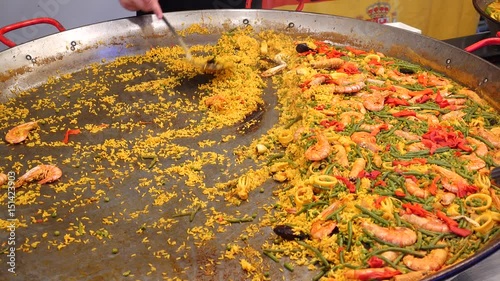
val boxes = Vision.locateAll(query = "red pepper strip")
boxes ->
[359,170,381,180]
[392,158,427,167]
[367,256,385,268]
[63,129,81,144]
[385,97,410,107]
[415,94,431,104]
[319,120,345,131]
[422,126,472,153]
[394,189,406,197]
[456,184,478,198]
[428,176,440,196]
[297,50,316,56]
[335,176,356,193]
[374,196,387,209]
[345,46,367,55]
[418,73,428,86]
[374,180,387,188]
[436,211,472,237]
[392,110,417,117]
[315,104,325,110]
[402,202,431,217]
[409,88,434,97]
[434,92,450,108]
[339,62,360,74]
[351,267,401,281]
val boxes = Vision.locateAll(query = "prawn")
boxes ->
[344,267,401,280]
[349,158,366,180]
[440,192,456,206]
[340,112,365,127]
[305,131,331,161]
[361,221,417,246]
[431,165,470,195]
[472,127,500,148]
[394,130,421,141]
[458,88,487,106]
[5,121,39,144]
[419,72,450,87]
[359,122,390,136]
[415,113,440,126]
[405,178,429,199]
[351,131,381,152]
[261,63,287,77]
[407,142,427,152]
[441,110,466,122]
[15,164,62,189]
[459,154,486,171]
[332,144,349,167]
[361,91,386,112]
[332,82,366,94]
[401,213,450,233]
[393,271,425,281]
[403,248,448,272]
[466,137,488,157]
[0,173,7,186]
[311,58,344,69]
[310,200,343,240]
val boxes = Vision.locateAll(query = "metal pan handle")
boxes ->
[0,17,66,48]
[464,31,500,52]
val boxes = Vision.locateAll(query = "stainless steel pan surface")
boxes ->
[0,10,499,281]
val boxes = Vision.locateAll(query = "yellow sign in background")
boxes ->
[264,0,479,40]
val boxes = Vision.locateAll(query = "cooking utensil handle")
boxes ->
[464,31,500,52]
[0,17,66,48]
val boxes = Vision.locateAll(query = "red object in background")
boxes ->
[261,0,330,10]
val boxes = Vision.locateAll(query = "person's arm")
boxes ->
[119,0,163,19]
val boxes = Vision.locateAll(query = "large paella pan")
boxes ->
[0,10,499,281]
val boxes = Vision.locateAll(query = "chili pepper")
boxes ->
[410,88,434,97]
[392,110,417,117]
[402,202,431,217]
[394,189,406,197]
[63,128,81,144]
[335,176,356,193]
[436,210,472,237]
[367,256,385,268]
[428,176,440,196]
[415,94,431,104]
[339,62,359,74]
[385,97,410,107]
[374,196,387,209]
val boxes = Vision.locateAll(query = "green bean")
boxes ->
[296,241,330,269]
[347,221,353,251]
[355,205,389,226]
[419,243,447,250]
[446,242,467,265]
[429,233,446,246]
[266,153,285,165]
[426,159,452,168]
[226,216,254,223]
[342,263,360,269]
[394,212,401,226]
[325,205,347,220]
[284,262,294,272]
[455,169,474,181]
[263,251,280,263]
[296,201,329,216]
[367,247,425,258]
[312,269,328,281]
[374,254,399,269]
[402,170,426,177]
[416,228,442,236]
[363,229,398,247]
[415,231,423,250]
[284,115,303,129]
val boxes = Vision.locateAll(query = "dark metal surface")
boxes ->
[0,10,499,281]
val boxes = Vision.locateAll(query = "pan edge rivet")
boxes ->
[71,41,77,46]
[25,55,32,61]
[243,19,250,25]
[288,22,295,28]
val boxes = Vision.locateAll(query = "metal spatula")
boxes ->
[492,167,500,183]
[162,17,222,72]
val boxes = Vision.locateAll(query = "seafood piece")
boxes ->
[440,192,456,206]
[431,165,470,195]
[309,75,327,86]
[0,173,7,186]
[405,178,429,199]
[344,267,401,280]
[415,113,439,126]
[340,112,365,127]
[403,248,448,272]
[362,221,417,246]
[14,165,62,189]
[459,154,486,171]
[351,131,381,152]
[332,82,366,94]
[305,131,331,161]
[273,225,308,240]
[458,88,487,106]
[380,251,399,262]
[261,63,287,77]
[5,121,39,144]
[310,220,337,240]
[361,91,386,112]
[466,137,488,157]
[311,58,344,69]
[393,271,425,281]
[332,144,349,167]
[204,94,226,111]
[310,200,344,240]
[349,158,366,180]
[359,122,390,136]
[441,110,466,122]
[407,142,427,152]
[472,127,500,148]
[401,213,450,233]
[394,130,421,141]
[419,72,450,87]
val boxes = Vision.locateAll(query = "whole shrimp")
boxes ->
[310,200,344,240]
[361,221,417,246]
[401,213,450,233]
[5,121,39,144]
[344,267,401,280]
[405,178,429,199]
[403,248,448,272]
[351,131,381,152]
[305,130,331,161]
[15,164,62,189]
[360,91,386,112]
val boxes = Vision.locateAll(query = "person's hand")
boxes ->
[119,0,163,19]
